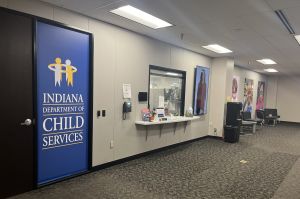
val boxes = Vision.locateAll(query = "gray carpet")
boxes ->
[11,124,300,199]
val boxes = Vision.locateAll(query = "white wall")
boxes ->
[208,63,267,136]
[0,0,7,7]
[209,58,234,137]
[3,0,271,167]
[266,76,278,109]
[266,75,300,123]
[1,0,214,166]
[233,66,267,117]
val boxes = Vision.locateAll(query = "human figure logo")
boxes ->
[48,57,78,86]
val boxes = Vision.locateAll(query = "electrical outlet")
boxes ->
[97,110,101,118]
[110,140,114,149]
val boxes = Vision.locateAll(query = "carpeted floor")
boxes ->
[11,124,300,199]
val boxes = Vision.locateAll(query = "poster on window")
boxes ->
[256,81,265,110]
[36,21,92,185]
[243,78,254,113]
[193,66,209,115]
[231,76,240,102]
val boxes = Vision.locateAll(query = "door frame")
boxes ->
[0,6,94,189]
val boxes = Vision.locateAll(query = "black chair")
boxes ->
[264,108,280,126]
[241,111,259,133]
[242,111,254,121]
[256,110,265,126]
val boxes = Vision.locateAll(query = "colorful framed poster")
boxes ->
[243,78,254,113]
[36,20,93,185]
[193,66,210,115]
[231,76,240,102]
[256,81,265,110]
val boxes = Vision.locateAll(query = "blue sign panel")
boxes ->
[36,21,90,184]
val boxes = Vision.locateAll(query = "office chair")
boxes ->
[264,108,280,126]
[256,110,265,126]
[241,111,259,133]
[242,111,253,121]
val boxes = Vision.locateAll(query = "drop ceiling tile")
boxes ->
[42,0,120,13]
[283,6,300,34]
[240,11,288,37]
[263,34,300,60]
[265,0,300,10]
[9,0,53,19]
[53,7,89,30]
[39,0,300,75]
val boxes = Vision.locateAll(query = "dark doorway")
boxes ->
[0,9,34,198]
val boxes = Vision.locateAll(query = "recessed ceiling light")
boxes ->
[256,59,277,65]
[110,5,173,29]
[202,44,232,54]
[264,68,278,73]
[294,35,300,45]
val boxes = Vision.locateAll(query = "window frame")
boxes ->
[148,65,186,116]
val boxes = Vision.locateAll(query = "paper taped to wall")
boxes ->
[123,84,132,99]
[159,96,164,107]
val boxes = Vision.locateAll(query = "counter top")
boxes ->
[135,116,201,126]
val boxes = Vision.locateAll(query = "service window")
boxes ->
[148,65,186,116]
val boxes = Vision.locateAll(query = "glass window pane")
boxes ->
[149,67,185,116]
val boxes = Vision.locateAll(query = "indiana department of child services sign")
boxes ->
[36,21,91,185]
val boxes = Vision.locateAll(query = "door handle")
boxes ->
[21,119,32,126]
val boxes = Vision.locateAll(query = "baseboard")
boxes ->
[280,121,300,126]
[206,135,223,140]
[92,135,211,172]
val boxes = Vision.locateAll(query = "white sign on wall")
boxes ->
[159,96,165,108]
[123,84,132,99]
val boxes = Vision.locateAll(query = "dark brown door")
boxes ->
[0,9,34,198]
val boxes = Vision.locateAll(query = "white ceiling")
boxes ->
[41,0,300,75]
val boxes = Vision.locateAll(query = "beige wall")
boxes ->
[209,58,234,137]
[1,0,214,166]
[91,21,212,164]
[267,76,300,123]
[266,76,278,109]
[233,66,267,117]
[208,62,267,136]
[0,0,7,7]
[277,76,300,122]
[2,0,271,168]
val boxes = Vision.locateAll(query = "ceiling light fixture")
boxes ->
[294,35,300,45]
[256,59,277,65]
[275,10,295,35]
[264,68,278,73]
[202,44,232,54]
[110,5,173,29]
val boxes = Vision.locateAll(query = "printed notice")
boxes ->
[123,83,132,99]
